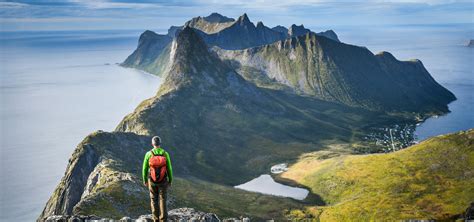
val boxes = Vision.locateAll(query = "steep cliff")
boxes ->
[122,30,172,76]
[215,32,455,113]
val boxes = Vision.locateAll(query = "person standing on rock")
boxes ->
[142,136,173,222]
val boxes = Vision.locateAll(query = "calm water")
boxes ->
[1,24,472,221]
[235,174,309,200]
[0,30,163,221]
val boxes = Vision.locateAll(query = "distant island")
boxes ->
[39,13,472,222]
[467,39,474,47]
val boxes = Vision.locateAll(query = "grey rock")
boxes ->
[45,215,69,222]
[467,39,474,47]
[466,202,474,220]
[168,208,220,222]
[316,29,340,42]
[39,143,100,220]
[119,216,132,222]
[288,24,310,37]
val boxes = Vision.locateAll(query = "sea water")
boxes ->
[0,30,163,221]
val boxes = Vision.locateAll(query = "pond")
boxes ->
[235,174,309,200]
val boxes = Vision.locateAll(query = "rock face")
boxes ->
[122,30,172,76]
[198,13,287,50]
[215,32,455,112]
[122,13,342,76]
[39,132,151,221]
[288,24,310,37]
[316,29,340,42]
[467,39,474,47]
[271,25,288,35]
[184,13,235,34]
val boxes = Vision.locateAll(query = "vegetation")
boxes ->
[215,32,455,113]
[280,129,474,221]
[41,15,462,221]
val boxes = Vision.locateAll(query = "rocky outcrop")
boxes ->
[198,13,287,50]
[184,13,235,34]
[43,208,248,222]
[316,29,340,42]
[288,24,310,37]
[467,39,474,47]
[39,132,151,221]
[39,140,100,219]
[271,25,288,36]
[121,30,172,76]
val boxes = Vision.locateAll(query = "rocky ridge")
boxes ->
[122,13,341,76]
[214,32,454,112]
[44,208,248,222]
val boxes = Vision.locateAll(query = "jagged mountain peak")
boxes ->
[237,13,252,26]
[139,30,159,41]
[256,21,265,28]
[203,12,235,23]
[317,29,340,42]
[376,51,397,60]
[170,26,212,69]
[160,27,239,95]
[272,25,289,34]
[288,24,310,37]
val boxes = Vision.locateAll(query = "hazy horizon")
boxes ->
[1,0,473,31]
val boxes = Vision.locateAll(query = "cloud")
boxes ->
[1,0,472,31]
[0,1,29,8]
[67,0,164,9]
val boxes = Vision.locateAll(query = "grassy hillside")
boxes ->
[280,129,474,221]
[216,32,455,113]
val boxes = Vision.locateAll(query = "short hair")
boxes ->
[152,136,161,146]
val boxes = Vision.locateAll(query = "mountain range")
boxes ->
[123,13,454,113]
[39,13,467,221]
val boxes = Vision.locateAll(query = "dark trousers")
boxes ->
[148,179,168,222]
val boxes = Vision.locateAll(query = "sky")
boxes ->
[0,0,473,31]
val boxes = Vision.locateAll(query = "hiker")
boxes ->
[142,136,173,222]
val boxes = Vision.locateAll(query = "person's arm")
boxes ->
[142,151,151,185]
[165,151,173,184]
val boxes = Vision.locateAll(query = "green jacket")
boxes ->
[142,147,173,184]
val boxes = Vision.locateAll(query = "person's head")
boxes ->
[152,136,161,148]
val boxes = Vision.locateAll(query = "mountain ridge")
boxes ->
[41,13,461,222]
[214,31,455,112]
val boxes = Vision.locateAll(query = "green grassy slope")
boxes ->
[216,32,455,113]
[280,129,474,221]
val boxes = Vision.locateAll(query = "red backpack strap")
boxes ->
[150,150,155,156]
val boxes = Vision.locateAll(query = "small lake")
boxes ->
[235,174,309,200]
